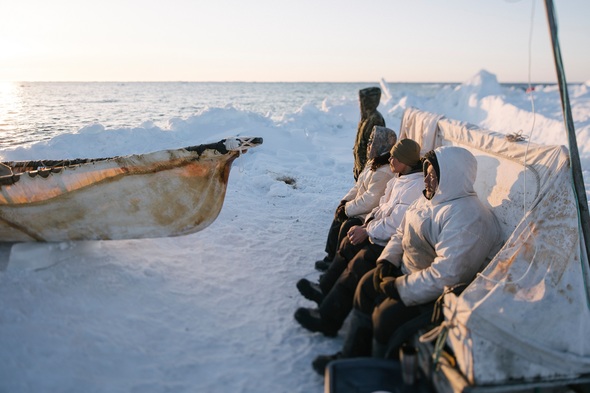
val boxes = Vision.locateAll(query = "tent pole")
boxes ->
[544,0,590,266]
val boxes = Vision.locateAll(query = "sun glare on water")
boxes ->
[0,81,19,103]
[0,81,17,107]
[0,81,21,136]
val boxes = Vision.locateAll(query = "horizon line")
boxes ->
[1,80,575,85]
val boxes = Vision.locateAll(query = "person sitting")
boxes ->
[311,146,503,375]
[315,126,398,272]
[295,139,424,338]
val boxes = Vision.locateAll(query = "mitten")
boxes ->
[379,276,402,301]
[373,262,386,292]
[336,205,348,222]
[373,261,402,291]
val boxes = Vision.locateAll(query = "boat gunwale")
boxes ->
[0,137,263,187]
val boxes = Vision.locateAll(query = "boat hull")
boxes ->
[0,137,262,241]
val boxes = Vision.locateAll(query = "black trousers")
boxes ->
[323,217,362,261]
[354,269,425,345]
[318,242,385,331]
[320,238,383,295]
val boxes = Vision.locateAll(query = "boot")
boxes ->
[314,259,331,272]
[294,308,338,337]
[295,284,352,337]
[296,278,324,305]
[312,352,342,376]
[311,309,373,376]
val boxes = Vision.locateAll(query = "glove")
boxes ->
[373,262,386,292]
[335,204,348,222]
[373,261,402,292]
[379,276,402,301]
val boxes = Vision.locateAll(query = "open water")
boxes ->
[0,82,458,149]
[0,81,542,151]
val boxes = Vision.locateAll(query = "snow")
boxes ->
[1,70,590,393]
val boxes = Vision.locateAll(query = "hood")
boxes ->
[359,87,381,113]
[368,126,397,159]
[430,146,477,205]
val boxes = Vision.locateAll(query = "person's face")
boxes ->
[424,163,439,199]
[388,155,403,174]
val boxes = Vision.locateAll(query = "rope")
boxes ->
[223,136,261,152]
[417,285,464,368]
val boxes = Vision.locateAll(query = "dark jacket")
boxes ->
[353,87,385,180]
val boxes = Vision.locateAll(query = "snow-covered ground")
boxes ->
[1,71,589,392]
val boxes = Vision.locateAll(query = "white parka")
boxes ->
[379,146,503,306]
[364,172,424,246]
[342,165,394,221]
[342,126,397,221]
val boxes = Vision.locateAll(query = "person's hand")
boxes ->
[373,260,402,291]
[335,204,348,222]
[347,225,368,245]
[373,262,386,292]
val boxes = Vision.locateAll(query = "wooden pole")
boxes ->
[544,0,590,267]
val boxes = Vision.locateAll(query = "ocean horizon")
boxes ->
[1,80,565,151]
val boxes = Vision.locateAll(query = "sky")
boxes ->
[0,0,588,83]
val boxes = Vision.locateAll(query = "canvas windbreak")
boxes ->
[400,107,590,384]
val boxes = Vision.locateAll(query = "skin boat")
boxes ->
[0,136,262,242]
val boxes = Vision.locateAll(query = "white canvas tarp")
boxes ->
[400,107,590,385]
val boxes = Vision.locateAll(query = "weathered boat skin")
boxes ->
[0,137,262,242]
